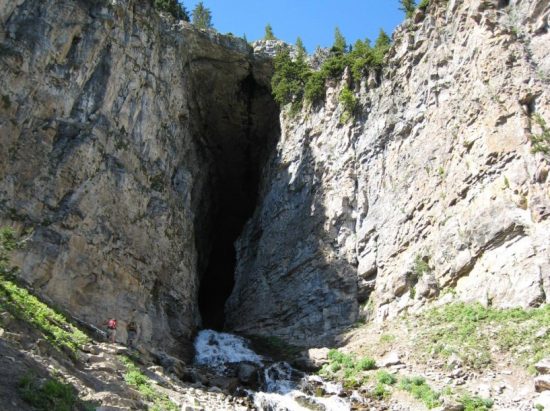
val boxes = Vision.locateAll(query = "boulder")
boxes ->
[535,358,550,375]
[535,375,550,392]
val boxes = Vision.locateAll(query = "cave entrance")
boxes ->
[194,72,280,330]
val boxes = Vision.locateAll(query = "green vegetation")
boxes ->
[120,356,179,411]
[339,86,358,123]
[332,27,347,53]
[295,37,306,59]
[399,376,441,409]
[379,333,396,344]
[371,382,391,399]
[414,303,550,371]
[418,0,430,11]
[271,28,391,110]
[0,228,89,355]
[400,0,417,18]
[411,254,430,281]
[191,1,213,30]
[264,24,276,40]
[154,0,189,21]
[459,393,494,411]
[530,114,550,154]
[18,373,89,411]
[376,370,397,385]
[319,349,376,388]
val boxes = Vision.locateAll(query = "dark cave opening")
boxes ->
[195,72,280,330]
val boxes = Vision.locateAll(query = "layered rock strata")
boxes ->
[227,0,550,344]
[0,0,278,358]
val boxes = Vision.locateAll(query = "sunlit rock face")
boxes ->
[226,0,550,344]
[0,0,278,359]
[1,0,549,356]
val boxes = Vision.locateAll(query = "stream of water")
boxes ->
[194,330,358,411]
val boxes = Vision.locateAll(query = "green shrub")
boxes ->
[371,383,390,399]
[411,254,430,282]
[399,376,441,408]
[460,394,494,411]
[418,0,430,10]
[400,0,417,18]
[339,86,357,122]
[154,0,189,21]
[377,370,397,385]
[531,114,550,154]
[120,356,179,410]
[320,349,376,384]
[356,357,376,371]
[18,374,78,411]
[304,71,326,103]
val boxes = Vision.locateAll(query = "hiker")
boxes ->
[103,318,117,343]
[126,319,138,349]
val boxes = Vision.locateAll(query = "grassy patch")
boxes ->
[376,370,397,385]
[120,356,178,411]
[399,376,441,409]
[413,303,550,371]
[459,393,494,411]
[379,333,396,344]
[0,274,90,354]
[319,349,376,388]
[18,373,92,411]
[0,227,89,355]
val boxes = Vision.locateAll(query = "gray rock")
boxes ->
[535,375,550,392]
[535,358,550,375]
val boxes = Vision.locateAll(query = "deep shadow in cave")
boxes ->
[195,72,280,330]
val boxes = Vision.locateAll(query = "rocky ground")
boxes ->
[2,294,549,410]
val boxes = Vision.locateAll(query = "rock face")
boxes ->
[0,0,278,358]
[227,0,550,344]
[1,0,549,354]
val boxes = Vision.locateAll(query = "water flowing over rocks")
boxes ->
[192,330,353,411]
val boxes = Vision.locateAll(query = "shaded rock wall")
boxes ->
[0,0,278,358]
[226,0,550,345]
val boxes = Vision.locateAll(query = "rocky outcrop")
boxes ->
[227,0,550,344]
[1,0,548,354]
[0,0,278,359]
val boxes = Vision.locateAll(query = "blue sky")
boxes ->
[183,1,407,52]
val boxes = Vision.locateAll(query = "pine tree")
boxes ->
[372,29,391,67]
[264,24,276,40]
[399,0,417,18]
[332,27,347,54]
[295,37,306,60]
[154,0,189,21]
[192,2,213,30]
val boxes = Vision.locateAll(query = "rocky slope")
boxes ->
[0,0,278,359]
[227,0,550,344]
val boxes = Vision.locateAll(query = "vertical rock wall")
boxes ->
[227,0,550,345]
[0,0,277,358]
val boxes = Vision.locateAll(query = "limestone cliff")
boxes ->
[0,0,278,358]
[1,0,549,355]
[227,0,550,344]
